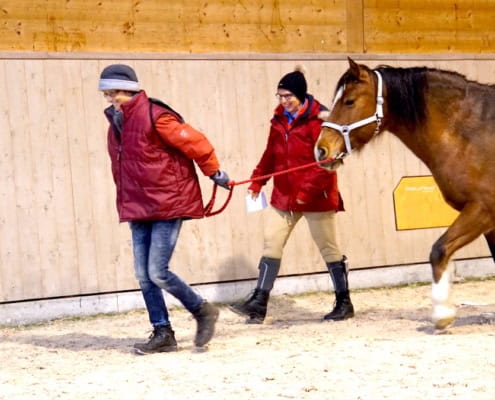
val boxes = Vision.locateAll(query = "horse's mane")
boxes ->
[374,65,429,129]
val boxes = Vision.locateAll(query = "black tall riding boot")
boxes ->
[323,291,354,321]
[229,288,270,324]
[228,257,280,324]
[324,256,355,321]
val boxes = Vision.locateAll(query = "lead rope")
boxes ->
[204,158,332,217]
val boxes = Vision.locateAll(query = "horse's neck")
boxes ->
[382,70,460,166]
[388,126,437,171]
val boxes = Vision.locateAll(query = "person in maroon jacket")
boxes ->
[229,66,354,323]
[99,64,230,354]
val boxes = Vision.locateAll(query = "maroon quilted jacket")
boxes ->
[105,91,219,222]
[248,95,344,212]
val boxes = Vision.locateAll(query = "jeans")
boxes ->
[130,219,204,327]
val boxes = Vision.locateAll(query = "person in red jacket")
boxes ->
[229,66,354,323]
[99,64,230,354]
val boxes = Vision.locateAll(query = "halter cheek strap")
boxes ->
[321,70,384,156]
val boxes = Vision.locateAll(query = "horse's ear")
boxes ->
[348,57,360,79]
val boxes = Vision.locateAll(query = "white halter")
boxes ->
[321,70,384,157]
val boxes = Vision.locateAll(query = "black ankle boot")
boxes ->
[192,301,220,348]
[133,324,178,354]
[323,291,355,321]
[229,288,270,324]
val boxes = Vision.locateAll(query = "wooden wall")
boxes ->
[1,1,495,303]
[1,1,495,54]
[0,54,492,303]
[364,1,495,53]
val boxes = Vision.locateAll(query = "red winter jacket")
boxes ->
[105,91,220,222]
[248,95,344,212]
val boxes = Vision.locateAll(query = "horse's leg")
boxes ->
[430,203,491,329]
[483,230,495,262]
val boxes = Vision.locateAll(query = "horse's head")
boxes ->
[315,57,385,170]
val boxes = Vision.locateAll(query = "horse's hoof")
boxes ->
[433,316,455,330]
[432,305,456,330]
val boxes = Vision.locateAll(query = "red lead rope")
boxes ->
[204,158,332,217]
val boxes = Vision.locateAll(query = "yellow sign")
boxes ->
[393,176,459,230]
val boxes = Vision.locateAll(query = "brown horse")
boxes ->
[315,57,495,329]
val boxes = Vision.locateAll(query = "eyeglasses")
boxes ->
[103,90,119,98]
[275,93,294,101]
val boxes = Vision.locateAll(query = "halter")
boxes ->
[321,70,384,158]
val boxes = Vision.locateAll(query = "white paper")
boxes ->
[245,192,267,212]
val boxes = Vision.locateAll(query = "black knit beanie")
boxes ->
[98,64,140,92]
[277,68,307,103]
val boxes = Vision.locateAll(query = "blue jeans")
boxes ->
[129,219,204,327]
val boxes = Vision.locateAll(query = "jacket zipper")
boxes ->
[274,117,294,211]
[118,143,123,215]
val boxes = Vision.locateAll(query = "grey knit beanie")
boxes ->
[98,64,140,92]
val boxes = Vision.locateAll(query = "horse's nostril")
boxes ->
[317,147,326,161]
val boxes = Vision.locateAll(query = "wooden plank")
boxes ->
[206,60,248,281]
[347,0,365,52]
[42,59,80,297]
[226,60,275,279]
[235,60,276,276]
[0,61,21,301]
[23,60,60,299]
[62,60,100,294]
[0,0,348,53]
[4,60,43,301]
[365,1,495,53]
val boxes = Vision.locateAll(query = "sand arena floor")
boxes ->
[1,278,495,400]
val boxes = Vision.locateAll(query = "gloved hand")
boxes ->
[210,170,231,190]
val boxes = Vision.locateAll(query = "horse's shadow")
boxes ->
[253,301,495,334]
[0,332,140,353]
[417,311,495,334]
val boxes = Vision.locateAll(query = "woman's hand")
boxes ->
[248,190,259,200]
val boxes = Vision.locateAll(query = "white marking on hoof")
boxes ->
[431,272,450,304]
[431,268,455,329]
[432,305,456,330]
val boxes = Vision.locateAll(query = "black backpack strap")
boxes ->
[148,97,185,132]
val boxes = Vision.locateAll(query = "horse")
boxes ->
[314,57,495,330]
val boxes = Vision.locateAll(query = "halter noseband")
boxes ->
[321,70,384,158]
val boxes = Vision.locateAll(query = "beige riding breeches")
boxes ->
[262,206,342,263]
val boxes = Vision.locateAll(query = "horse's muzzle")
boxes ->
[315,147,343,170]
[322,159,343,171]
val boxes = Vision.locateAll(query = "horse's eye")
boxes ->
[344,98,355,106]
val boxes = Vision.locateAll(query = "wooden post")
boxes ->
[346,0,365,53]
